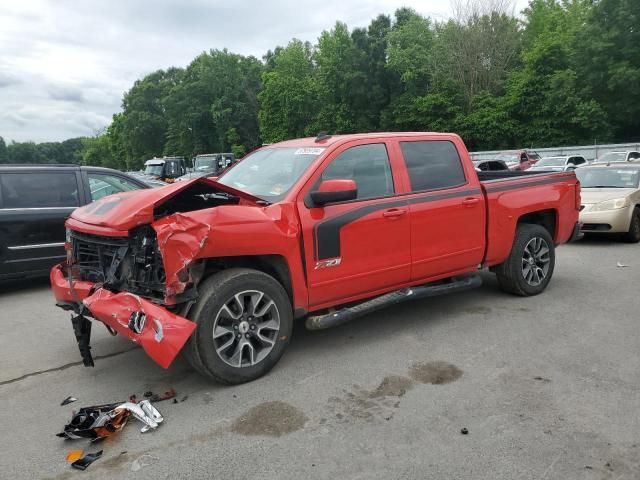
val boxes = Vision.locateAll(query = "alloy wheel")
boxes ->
[521,237,551,286]
[212,290,280,368]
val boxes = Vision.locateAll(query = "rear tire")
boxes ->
[183,268,293,385]
[622,208,640,243]
[494,224,555,296]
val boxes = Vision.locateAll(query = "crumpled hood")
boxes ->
[70,177,263,231]
[580,188,636,204]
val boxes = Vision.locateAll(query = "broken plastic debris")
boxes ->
[57,402,128,440]
[57,400,163,439]
[616,262,629,268]
[115,400,164,433]
[65,449,84,462]
[71,450,103,470]
[60,396,77,406]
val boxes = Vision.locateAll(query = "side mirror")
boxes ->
[310,179,357,206]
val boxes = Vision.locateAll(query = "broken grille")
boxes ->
[71,232,128,284]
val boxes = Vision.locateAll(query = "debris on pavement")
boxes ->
[60,396,77,406]
[71,450,103,470]
[57,399,164,440]
[133,388,177,403]
[460,427,469,435]
[57,402,129,440]
[115,400,164,433]
[149,388,177,403]
[65,449,84,462]
[131,454,159,472]
[616,262,629,268]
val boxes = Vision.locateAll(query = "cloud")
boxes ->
[0,0,528,142]
[47,83,85,103]
[0,72,21,88]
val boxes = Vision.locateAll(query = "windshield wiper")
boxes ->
[587,185,624,188]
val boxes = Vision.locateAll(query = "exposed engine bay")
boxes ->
[70,226,168,301]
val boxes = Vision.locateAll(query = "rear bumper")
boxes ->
[50,263,196,368]
[568,222,584,242]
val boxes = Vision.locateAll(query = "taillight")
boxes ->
[574,180,581,211]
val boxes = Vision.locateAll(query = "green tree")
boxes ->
[575,0,640,140]
[163,50,262,157]
[82,134,124,169]
[258,40,319,142]
[505,1,610,146]
[115,67,184,168]
[7,141,46,163]
[311,22,369,133]
[0,136,8,163]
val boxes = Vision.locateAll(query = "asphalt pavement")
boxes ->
[0,238,639,479]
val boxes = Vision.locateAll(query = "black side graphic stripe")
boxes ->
[483,175,574,193]
[313,188,481,260]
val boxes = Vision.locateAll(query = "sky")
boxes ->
[0,0,528,143]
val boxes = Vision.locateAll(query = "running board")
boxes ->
[305,275,482,330]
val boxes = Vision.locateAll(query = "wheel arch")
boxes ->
[200,255,293,304]
[517,209,557,241]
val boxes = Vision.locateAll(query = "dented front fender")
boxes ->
[152,213,211,300]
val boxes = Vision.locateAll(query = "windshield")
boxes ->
[576,168,640,188]
[596,152,627,163]
[217,147,323,201]
[536,157,566,167]
[165,160,182,176]
[144,164,163,176]
[194,158,218,172]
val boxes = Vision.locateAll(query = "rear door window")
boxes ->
[399,141,466,192]
[88,173,142,201]
[0,172,79,208]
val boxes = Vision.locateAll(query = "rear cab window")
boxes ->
[0,172,80,209]
[399,140,467,192]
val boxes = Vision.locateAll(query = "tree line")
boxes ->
[1,0,638,170]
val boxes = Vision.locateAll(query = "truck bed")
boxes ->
[476,169,579,267]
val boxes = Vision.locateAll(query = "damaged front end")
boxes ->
[51,178,260,369]
[52,225,198,368]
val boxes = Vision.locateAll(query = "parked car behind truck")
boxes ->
[51,132,580,384]
[0,165,149,280]
[576,163,640,242]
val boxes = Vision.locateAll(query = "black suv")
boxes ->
[0,165,150,280]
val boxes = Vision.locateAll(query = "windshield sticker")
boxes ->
[295,148,325,155]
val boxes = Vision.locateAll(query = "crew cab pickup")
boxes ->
[51,133,581,384]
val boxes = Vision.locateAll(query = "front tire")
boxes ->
[183,268,293,384]
[622,208,640,243]
[494,224,555,296]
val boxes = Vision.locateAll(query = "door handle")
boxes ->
[383,208,407,218]
[462,197,480,207]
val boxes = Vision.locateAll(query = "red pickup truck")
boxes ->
[51,133,580,384]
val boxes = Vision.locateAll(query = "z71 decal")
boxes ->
[315,258,342,270]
